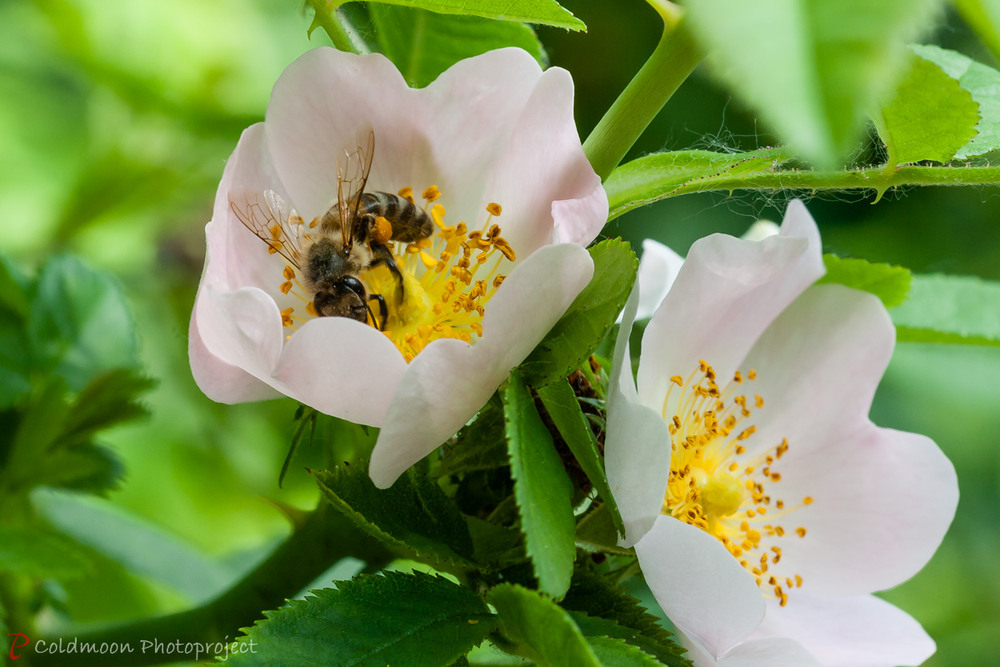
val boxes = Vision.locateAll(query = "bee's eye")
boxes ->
[340,275,366,300]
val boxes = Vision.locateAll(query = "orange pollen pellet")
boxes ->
[373,216,393,244]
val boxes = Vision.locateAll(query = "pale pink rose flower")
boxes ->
[190,47,607,488]
[632,220,779,321]
[606,200,957,666]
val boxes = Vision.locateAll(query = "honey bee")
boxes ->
[228,132,433,330]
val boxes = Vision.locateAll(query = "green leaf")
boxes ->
[61,369,154,446]
[574,504,631,556]
[371,5,546,88]
[911,44,1000,159]
[890,274,1000,346]
[503,371,575,599]
[34,444,125,494]
[230,571,497,667]
[314,463,476,568]
[587,636,663,667]
[35,490,231,602]
[2,378,73,495]
[816,255,912,308]
[0,253,30,318]
[562,569,689,667]
[875,53,979,165]
[0,255,33,407]
[520,240,637,387]
[465,514,523,567]
[0,323,31,408]
[535,379,623,535]
[3,369,152,495]
[28,254,138,391]
[487,583,600,667]
[436,398,509,478]
[0,525,94,580]
[571,612,690,667]
[357,0,584,31]
[605,148,794,221]
[685,0,945,165]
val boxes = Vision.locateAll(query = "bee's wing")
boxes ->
[337,130,375,248]
[228,189,307,269]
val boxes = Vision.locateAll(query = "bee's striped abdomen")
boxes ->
[359,192,433,243]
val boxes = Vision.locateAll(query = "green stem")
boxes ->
[306,0,368,54]
[608,164,1000,220]
[29,503,393,667]
[583,1,703,182]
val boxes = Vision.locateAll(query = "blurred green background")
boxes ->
[1,0,997,664]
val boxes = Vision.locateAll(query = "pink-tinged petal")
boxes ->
[264,48,415,219]
[681,633,820,667]
[754,593,936,667]
[636,239,684,320]
[606,282,672,545]
[738,286,958,593]
[273,317,408,426]
[763,424,957,595]
[604,283,670,546]
[188,301,281,404]
[417,48,547,217]
[369,243,594,488]
[740,284,896,458]
[479,243,594,371]
[552,180,608,247]
[484,65,605,255]
[605,388,672,546]
[208,124,292,293]
[195,283,285,379]
[369,338,481,489]
[636,516,765,658]
[637,200,824,409]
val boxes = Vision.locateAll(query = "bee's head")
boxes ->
[313,276,368,322]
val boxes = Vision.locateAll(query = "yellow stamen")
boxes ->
[422,185,441,202]
[263,184,513,363]
[661,361,809,605]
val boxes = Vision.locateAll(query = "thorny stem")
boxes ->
[607,163,1000,220]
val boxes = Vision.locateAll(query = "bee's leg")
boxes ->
[366,294,388,331]
[370,243,405,304]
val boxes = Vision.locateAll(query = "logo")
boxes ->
[8,633,30,661]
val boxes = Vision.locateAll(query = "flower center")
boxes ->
[276,185,515,363]
[662,361,813,607]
